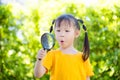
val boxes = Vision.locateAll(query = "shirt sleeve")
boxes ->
[84,58,94,76]
[41,50,54,71]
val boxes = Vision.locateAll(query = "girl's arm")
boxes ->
[34,49,47,78]
[87,77,90,80]
[34,60,47,78]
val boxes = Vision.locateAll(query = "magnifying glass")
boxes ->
[41,33,55,51]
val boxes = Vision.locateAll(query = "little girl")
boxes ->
[34,14,94,80]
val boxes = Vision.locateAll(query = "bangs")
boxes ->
[54,14,80,30]
[55,15,74,28]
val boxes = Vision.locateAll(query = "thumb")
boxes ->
[42,49,47,54]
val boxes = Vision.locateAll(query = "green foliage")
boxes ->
[0,1,120,80]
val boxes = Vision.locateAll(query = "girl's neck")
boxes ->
[59,46,78,54]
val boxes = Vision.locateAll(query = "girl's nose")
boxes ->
[60,35,64,37]
[60,32,64,37]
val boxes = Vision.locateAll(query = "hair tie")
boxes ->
[77,19,84,24]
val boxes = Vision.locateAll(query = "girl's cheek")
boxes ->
[55,34,58,40]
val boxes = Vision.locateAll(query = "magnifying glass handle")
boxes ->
[43,48,48,52]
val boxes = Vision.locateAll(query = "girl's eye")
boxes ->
[57,30,60,32]
[65,30,70,32]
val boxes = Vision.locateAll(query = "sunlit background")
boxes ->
[0,0,120,80]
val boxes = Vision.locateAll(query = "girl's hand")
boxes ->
[34,49,47,78]
[36,49,47,60]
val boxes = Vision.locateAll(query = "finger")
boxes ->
[37,54,45,60]
[36,49,43,58]
[36,49,46,59]
[41,49,47,53]
[38,49,45,55]
[36,54,43,59]
[41,50,47,55]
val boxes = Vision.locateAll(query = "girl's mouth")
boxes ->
[60,40,64,43]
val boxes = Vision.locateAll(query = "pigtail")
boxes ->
[77,19,90,61]
[50,19,55,33]
[82,24,90,61]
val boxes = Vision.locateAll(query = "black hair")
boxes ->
[50,14,90,61]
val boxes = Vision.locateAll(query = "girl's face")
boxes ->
[54,20,79,49]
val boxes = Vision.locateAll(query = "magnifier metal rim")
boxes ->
[41,33,55,50]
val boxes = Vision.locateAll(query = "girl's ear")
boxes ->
[75,30,80,38]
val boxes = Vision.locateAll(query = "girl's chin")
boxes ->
[59,46,68,49]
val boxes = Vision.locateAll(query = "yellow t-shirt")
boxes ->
[42,50,94,80]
